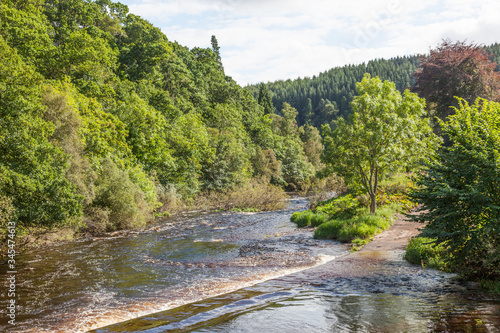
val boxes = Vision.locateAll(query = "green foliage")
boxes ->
[411,98,500,279]
[247,56,420,125]
[313,207,395,242]
[257,83,274,115]
[313,220,344,239]
[290,210,315,228]
[92,157,154,231]
[291,210,327,228]
[404,237,448,271]
[310,213,328,227]
[315,193,359,218]
[0,36,83,229]
[323,74,439,213]
[248,43,500,128]
[479,280,500,294]
[0,0,317,235]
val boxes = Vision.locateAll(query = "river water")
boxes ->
[1,198,500,332]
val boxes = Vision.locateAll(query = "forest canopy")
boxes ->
[0,0,321,235]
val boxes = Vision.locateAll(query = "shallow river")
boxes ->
[1,198,499,332]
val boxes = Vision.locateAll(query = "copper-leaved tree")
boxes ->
[413,40,500,126]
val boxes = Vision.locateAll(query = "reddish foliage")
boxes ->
[413,40,500,120]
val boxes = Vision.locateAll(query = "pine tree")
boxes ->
[258,83,274,114]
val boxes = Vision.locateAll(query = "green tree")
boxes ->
[323,74,438,213]
[210,35,223,73]
[0,36,83,228]
[257,83,274,115]
[411,98,500,279]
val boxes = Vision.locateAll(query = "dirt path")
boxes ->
[361,211,423,251]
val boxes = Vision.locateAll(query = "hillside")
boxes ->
[0,0,322,237]
[248,43,500,127]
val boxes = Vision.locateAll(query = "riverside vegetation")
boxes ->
[0,0,325,250]
[0,1,499,290]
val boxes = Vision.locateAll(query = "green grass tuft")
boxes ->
[404,237,449,271]
[290,210,315,227]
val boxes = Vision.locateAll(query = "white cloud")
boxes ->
[120,0,500,85]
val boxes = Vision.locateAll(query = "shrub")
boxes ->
[315,193,359,218]
[314,208,395,242]
[314,220,344,239]
[291,210,315,227]
[310,213,327,227]
[404,237,448,271]
[156,183,183,214]
[196,179,288,212]
[92,158,154,231]
[338,222,378,243]
[411,98,500,279]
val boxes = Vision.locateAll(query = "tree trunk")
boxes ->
[370,192,376,214]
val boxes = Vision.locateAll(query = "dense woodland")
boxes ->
[248,43,500,128]
[0,0,323,236]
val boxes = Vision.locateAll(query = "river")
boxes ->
[1,197,499,332]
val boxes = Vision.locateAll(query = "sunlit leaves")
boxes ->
[412,98,500,279]
[323,74,439,213]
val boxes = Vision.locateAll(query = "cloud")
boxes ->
[120,0,500,85]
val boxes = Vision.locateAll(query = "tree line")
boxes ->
[248,43,500,128]
[0,0,322,237]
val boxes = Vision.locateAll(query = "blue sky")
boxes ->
[118,0,500,85]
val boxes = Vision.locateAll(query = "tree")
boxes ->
[257,83,274,114]
[210,35,223,73]
[0,36,83,228]
[413,40,500,125]
[411,98,500,279]
[323,74,438,213]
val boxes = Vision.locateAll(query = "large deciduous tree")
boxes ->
[323,74,438,213]
[413,40,500,124]
[411,98,500,279]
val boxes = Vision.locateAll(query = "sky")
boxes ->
[118,0,500,86]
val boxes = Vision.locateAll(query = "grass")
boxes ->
[404,237,449,271]
[313,206,397,243]
[404,238,500,294]
[479,280,500,294]
[291,210,329,228]
[290,173,415,248]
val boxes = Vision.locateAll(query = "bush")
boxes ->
[314,208,395,242]
[404,237,448,271]
[291,210,315,227]
[91,158,154,231]
[196,179,288,212]
[315,193,359,218]
[338,222,378,243]
[314,220,344,239]
[411,98,500,279]
[310,213,327,227]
